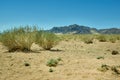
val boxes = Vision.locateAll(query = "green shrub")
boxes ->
[0,26,37,52]
[46,58,62,67]
[46,58,59,67]
[36,31,59,50]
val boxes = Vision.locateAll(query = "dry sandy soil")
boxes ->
[0,39,120,80]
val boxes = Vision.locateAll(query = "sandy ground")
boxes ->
[0,39,120,80]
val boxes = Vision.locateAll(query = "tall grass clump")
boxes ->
[36,30,59,50]
[0,26,37,52]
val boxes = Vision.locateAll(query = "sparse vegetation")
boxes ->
[46,58,62,67]
[46,58,58,67]
[24,62,30,66]
[97,56,104,59]
[111,66,120,74]
[97,64,110,72]
[0,32,120,80]
[49,68,54,72]
[57,57,62,61]
[98,64,120,75]
[96,35,107,42]
[111,50,119,55]
[81,35,94,44]
[95,34,120,43]
[59,34,120,44]
[109,37,116,43]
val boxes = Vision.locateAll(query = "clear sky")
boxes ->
[0,0,120,32]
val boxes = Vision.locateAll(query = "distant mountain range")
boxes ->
[48,24,120,34]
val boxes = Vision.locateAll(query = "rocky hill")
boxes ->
[99,28,120,34]
[48,24,120,34]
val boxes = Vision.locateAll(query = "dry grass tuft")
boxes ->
[0,26,37,52]
[36,31,60,50]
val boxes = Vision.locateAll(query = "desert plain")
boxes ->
[0,36,120,80]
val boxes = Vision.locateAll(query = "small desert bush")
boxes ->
[24,62,30,66]
[46,58,62,67]
[36,31,59,50]
[49,68,54,72]
[57,57,62,61]
[97,56,104,59]
[46,58,59,67]
[81,34,94,44]
[98,64,120,75]
[97,64,110,72]
[111,66,120,74]
[0,26,37,52]
[96,35,108,42]
[111,50,119,55]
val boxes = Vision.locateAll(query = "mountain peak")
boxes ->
[49,24,120,34]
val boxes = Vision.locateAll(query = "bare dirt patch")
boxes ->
[0,40,120,80]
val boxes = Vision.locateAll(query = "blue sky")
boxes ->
[0,0,120,31]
